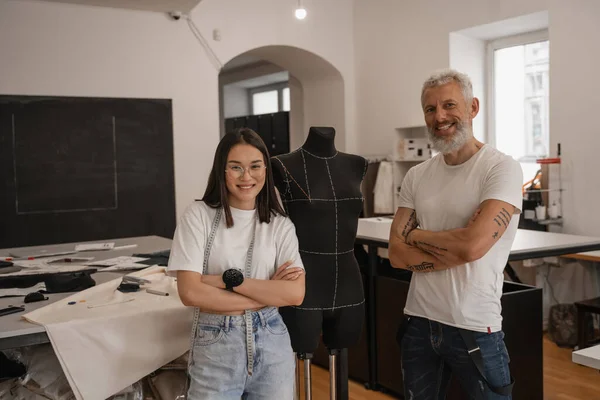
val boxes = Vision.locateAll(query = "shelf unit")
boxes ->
[392,125,432,209]
[524,153,564,227]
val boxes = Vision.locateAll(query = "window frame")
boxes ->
[248,82,290,115]
[486,29,549,153]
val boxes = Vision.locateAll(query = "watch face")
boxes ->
[223,269,244,287]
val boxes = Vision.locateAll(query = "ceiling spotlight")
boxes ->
[295,1,307,20]
[295,7,307,20]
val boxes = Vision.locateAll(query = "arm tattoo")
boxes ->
[412,241,447,258]
[421,249,445,258]
[401,211,418,239]
[494,212,508,227]
[406,262,435,272]
[415,241,448,252]
[494,218,502,226]
[500,207,511,220]
[493,231,499,239]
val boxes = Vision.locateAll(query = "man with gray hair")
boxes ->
[388,69,523,399]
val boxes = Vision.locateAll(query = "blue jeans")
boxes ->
[188,307,295,399]
[401,316,512,400]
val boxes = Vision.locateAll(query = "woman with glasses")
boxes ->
[167,128,305,399]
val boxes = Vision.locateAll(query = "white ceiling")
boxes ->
[457,11,548,41]
[31,0,201,13]
[227,71,290,89]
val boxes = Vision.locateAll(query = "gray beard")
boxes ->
[426,121,472,154]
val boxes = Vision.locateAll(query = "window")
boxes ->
[282,87,290,111]
[488,30,549,183]
[249,83,290,115]
[252,90,278,115]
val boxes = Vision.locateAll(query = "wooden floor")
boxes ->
[303,335,600,400]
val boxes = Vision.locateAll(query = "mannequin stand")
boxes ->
[295,350,348,400]
[330,348,349,400]
[329,350,337,399]
[296,352,313,400]
[295,356,301,400]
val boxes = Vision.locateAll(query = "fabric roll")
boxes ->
[373,160,394,214]
[22,266,193,400]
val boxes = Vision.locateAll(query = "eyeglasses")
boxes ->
[225,164,267,179]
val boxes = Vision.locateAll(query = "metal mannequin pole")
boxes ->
[294,355,301,400]
[296,353,313,400]
[304,357,312,400]
[329,351,337,399]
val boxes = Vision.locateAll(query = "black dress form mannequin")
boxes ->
[271,127,367,399]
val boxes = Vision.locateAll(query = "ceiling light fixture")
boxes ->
[295,0,307,20]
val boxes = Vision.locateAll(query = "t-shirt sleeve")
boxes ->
[480,156,524,213]
[274,217,304,271]
[167,204,206,277]
[396,167,416,210]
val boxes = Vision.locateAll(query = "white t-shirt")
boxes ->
[167,201,304,279]
[397,145,523,333]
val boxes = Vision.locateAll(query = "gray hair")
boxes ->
[421,69,473,106]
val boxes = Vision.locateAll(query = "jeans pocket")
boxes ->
[194,324,225,346]
[476,331,511,365]
[265,313,289,335]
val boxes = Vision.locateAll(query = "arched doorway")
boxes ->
[219,45,346,153]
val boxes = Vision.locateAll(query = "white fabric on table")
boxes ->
[22,266,193,400]
[373,161,394,214]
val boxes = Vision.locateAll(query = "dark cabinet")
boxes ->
[375,275,409,394]
[224,111,289,156]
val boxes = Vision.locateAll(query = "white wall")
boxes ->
[449,33,486,142]
[301,77,346,150]
[548,0,600,236]
[0,0,356,220]
[222,84,248,118]
[288,75,305,151]
[354,0,600,237]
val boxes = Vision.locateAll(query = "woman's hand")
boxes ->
[271,261,304,281]
[232,261,305,307]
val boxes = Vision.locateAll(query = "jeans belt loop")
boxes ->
[223,315,231,333]
[258,308,267,328]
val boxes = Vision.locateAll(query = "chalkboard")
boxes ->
[0,95,176,248]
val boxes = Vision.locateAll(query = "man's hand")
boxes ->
[271,261,304,281]
[389,207,454,272]
[396,209,419,243]
[408,199,517,264]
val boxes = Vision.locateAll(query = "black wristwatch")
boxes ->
[222,269,244,291]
